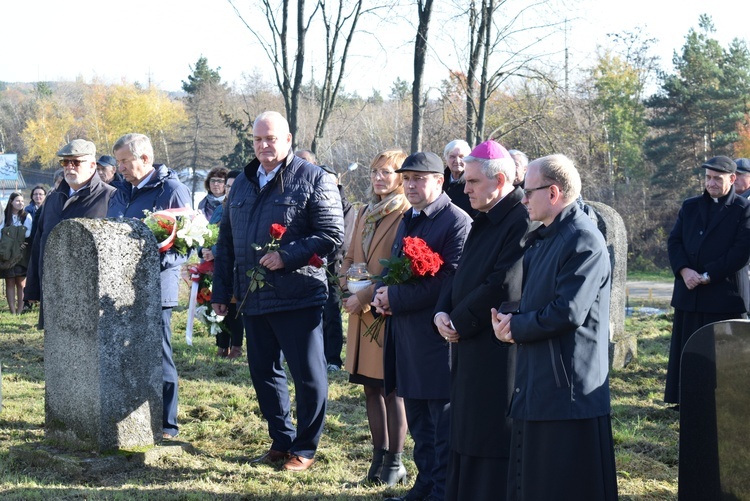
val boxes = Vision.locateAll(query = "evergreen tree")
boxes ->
[645,15,750,196]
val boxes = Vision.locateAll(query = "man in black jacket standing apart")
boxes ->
[664,155,750,406]
[434,140,532,501]
[212,111,344,472]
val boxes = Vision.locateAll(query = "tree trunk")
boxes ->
[411,0,434,153]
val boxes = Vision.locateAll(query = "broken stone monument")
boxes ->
[585,201,633,369]
[43,218,163,451]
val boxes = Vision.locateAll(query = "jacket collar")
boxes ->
[484,186,524,225]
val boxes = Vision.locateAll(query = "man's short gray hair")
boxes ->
[113,133,154,162]
[529,154,581,202]
[464,155,516,184]
[508,149,529,168]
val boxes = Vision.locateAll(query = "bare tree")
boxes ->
[411,0,435,152]
[228,0,319,145]
[311,0,367,154]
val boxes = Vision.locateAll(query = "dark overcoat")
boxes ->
[26,174,115,302]
[509,202,612,421]
[668,187,750,314]
[435,186,531,457]
[382,192,472,399]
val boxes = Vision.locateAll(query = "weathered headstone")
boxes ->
[679,320,750,500]
[43,218,163,451]
[585,201,633,369]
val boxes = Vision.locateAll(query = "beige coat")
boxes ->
[340,198,410,379]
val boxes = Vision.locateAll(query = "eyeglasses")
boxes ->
[59,158,87,167]
[209,178,226,185]
[370,169,397,178]
[522,184,554,197]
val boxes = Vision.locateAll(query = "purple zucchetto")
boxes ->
[466,140,511,161]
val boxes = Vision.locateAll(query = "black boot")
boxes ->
[367,447,387,482]
[380,451,407,486]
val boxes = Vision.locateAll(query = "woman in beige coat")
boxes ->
[341,149,410,486]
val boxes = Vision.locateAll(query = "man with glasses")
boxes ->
[25,139,116,328]
[375,151,472,501]
[212,111,344,472]
[108,133,191,440]
[492,154,618,501]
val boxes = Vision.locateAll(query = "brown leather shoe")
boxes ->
[282,454,315,471]
[217,347,228,357]
[250,449,289,465]
[227,346,243,359]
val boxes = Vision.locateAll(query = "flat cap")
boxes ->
[97,155,117,168]
[735,158,750,174]
[701,155,736,174]
[396,151,444,174]
[57,139,96,157]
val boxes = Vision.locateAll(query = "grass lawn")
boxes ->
[0,290,679,499]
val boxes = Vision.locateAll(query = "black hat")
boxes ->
[97,155,117,169]
[396,151,444,174]
[735,158,750,174]
[701,156,736,174]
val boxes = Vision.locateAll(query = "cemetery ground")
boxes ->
[0,285,679,499]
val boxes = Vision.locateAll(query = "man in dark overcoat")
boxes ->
[492,154,618,501]
[434,140,532,501]
[374,151,472,501]
[665,155,750,405]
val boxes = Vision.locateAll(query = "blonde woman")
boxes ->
[341,149,410,485]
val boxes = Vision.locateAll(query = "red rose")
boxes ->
[308,253,325,268]
[270,223,287,240]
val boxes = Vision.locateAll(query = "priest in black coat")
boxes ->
[434,140,532,501]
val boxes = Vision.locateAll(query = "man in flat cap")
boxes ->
[96,155,123,185]
[434,140,533,501]
[375,151,472,501]
[25,139,116,328]
[665,155,750,407]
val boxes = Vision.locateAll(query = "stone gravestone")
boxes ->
[44,218,163,451]
[585,201,633,369]
[679,319,750,500]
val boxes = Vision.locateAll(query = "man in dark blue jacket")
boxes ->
[25,139,116,327]
[212,111,344,472]
[492,154,617,500]
[376,151,472,501]
[108,133,192,439]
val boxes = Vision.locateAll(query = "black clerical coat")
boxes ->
[435,186,532,457]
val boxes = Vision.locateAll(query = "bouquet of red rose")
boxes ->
[363,236,444,345]
[237,223,287,312]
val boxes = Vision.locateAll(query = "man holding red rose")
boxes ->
[373,151,472,501]
[212,111,344,472]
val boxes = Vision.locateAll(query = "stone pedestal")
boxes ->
[43,218,162,451]
[586,201,634,369]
